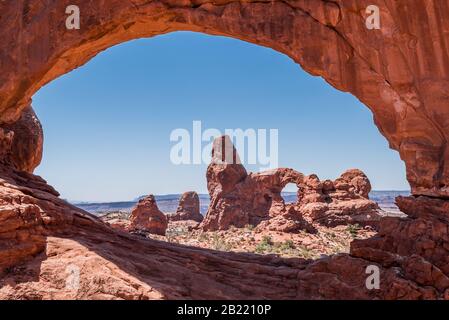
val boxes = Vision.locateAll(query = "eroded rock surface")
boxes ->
[167,191,203,223]
[0,106,42,173]
[0,0,448,300]
[299,169,383,227]
[201,136,382,231]
[129,195,168,236]
[0,163,448,299]
[0,0,448,198]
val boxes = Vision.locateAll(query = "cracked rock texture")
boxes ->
[0,0,448,300]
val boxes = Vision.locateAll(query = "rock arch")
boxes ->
[0,0,448,198]
[0,0,449,300]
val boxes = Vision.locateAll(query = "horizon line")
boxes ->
[69,189,411,204]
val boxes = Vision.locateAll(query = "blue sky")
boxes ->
[33,32,409,202]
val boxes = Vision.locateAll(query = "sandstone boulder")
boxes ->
[168,191,203,222]
[107,218,131,232]
[0,106,42,173]
[254,206,316,234]
[100,212,131,232]
[129,195,168,236]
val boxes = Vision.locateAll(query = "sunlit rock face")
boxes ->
[201,137,383,231]
[0,0,448,197]
[168,191,203,223]
[0,0,448,300]
[129,195,168,236]
[298,169,383,228]
[200,135,302,231]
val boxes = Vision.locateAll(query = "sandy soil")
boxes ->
[101,212,376,259]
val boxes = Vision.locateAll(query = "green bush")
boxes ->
[347,224,361,238]
[255,236,274,253]
[211,234,232,251]
[245,224,255,231]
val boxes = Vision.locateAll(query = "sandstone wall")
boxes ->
[0,0,448,197]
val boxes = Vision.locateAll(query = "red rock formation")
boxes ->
[168,191,203,223]
[201,136,306,230]
[107,219,130,232]
[0,0,448,300]
[1,165,445,299]
[299,169,383,227]
[0,106,42,173]
[202,136,381,231]
[350,196,449,299]
[129,195,168,236]
[1,159,448,299]
[0,0,448,198]
[255,206,315,234]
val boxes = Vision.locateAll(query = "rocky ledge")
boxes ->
[1,159,449,299]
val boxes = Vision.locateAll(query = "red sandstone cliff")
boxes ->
[1,0,449,198]
[0,0,448,300]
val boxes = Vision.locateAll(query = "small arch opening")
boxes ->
[281,183,299,205]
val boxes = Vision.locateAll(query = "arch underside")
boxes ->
[0,0,448,300]
[1,0,448,197]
